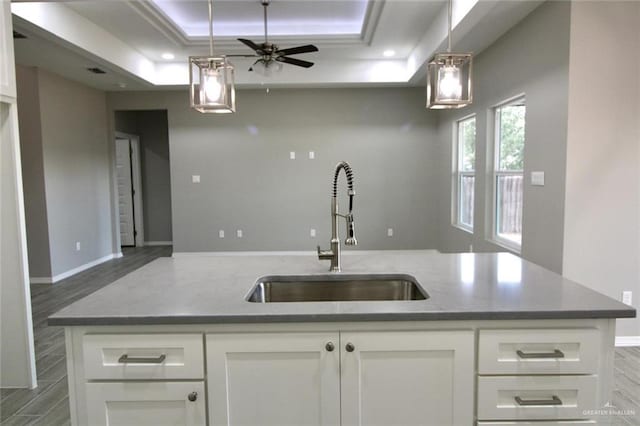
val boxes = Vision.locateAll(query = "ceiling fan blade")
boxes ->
[276,56,314,68]
[276,44,319,56]
[238,38,264,53]
[225,54,260,58]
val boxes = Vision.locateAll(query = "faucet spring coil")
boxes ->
[332,161,355,197]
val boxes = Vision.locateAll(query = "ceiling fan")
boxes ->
[233,0,319,73]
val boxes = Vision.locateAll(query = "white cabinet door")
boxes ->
[85,381,206,426]
[340,330,474,426]
[206,332,341,426]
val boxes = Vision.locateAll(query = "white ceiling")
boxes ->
[10,0,544,91]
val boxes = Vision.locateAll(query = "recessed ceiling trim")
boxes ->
[134,0,385,49]
[125,0,191,47]
[360,0,385,46]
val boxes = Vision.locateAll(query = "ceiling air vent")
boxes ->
[86,67,106,74]
[13,31,27,39]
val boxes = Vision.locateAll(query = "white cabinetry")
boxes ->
[340,330,474,426]
[477,329,602,423]
[207,330,473,426]
[79,333,205,426]
[64,320,614,426]
[85,381,206,426]
[207,332,341,426]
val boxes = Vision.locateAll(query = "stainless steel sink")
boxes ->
[246,274,428,303]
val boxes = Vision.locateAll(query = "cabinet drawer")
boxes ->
[478,329,599,374]
[83,334,204,380]
[477,376,597,420]
[85,381,206,426]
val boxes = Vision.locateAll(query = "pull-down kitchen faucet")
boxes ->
[317,161,357,272]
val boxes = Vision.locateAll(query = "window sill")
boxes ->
[452,224,474,235]
[488,236,521,254]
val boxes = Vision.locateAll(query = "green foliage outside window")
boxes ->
[498,104,525,171]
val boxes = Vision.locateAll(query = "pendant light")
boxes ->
[426,0,472,109]
[189,0,236,113]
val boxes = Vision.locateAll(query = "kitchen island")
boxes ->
[50,251,635,425]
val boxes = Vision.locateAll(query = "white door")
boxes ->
[206,332,341,426]
[85,381,206,426]
[115,138,135,246]
[340,330,475,426]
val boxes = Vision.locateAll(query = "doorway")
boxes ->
[115,132,144,247]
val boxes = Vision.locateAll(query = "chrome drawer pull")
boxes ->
[516,349,564,359]
[118,354,166,364]
[515,395,562,406]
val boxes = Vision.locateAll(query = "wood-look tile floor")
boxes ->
[1,246,171,425]
[1,244,638,425]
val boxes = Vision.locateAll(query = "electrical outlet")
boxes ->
[75,241,81,251]
[289,151,296,160]
[622,291,633,306]
[310,228,316,238]
[387,228,393,237]
[308,151,315,160]
[218,230,225,239]
[192,175,201,183]
[236,229,243,238]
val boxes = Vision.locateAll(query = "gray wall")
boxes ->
[435,1,570,273]
[108,88,440,252]
[114,110,172,243]
[16,65,51,277]
[563,1,640,337]
[15,67,115,278]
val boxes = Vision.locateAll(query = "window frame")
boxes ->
[490,95,526,252]
[452,114,476,233]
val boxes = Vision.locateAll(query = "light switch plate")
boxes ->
[218,230,225,239]
[310,228,316,238]
[236,229,243,238]
[531,171,545,186]
[309,151,315,160]
[289,151,296,160]
[192,175,201,183]
[387,228,394,237]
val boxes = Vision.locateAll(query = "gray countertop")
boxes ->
[48,251,636,326]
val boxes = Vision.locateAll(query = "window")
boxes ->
[493,97,525,249]
[454,115,476,231]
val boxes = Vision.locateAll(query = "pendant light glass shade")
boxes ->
[189,56,236,113]
[426,53,472,109]
[189,0,236,113]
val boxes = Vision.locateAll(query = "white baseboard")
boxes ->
[114,252,123,258]
[30,253,119,284]
[615,336,640,347]
[144,241,173,246]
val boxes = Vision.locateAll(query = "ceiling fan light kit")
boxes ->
[189,0,236,113]
[426,0,473,109]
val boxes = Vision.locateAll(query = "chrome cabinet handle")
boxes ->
[188,392,198,402]
[516,349,564,359]
[325,342,335,352]
[345,343,355,352]
[118,354,166,364]
[515,395,562,406]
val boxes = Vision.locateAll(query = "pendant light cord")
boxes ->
[263,1,269,44]
[208,0,214,56]
[447,0,452,53]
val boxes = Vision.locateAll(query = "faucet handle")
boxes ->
[317,245,334,260]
